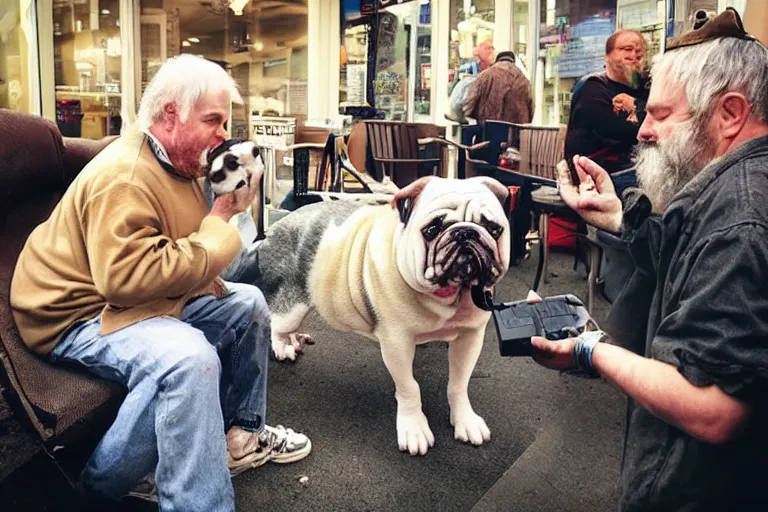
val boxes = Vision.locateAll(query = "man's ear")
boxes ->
[162,102,178,131]
[716,92,751,139]
[391,176,435,226]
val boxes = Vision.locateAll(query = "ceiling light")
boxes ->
[182,40,192,47]
[229,0,249,16]
[187,37,200,43]
[101,9,110,15]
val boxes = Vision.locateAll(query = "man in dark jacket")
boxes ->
[565,29,648,196]
[463,51,533,125]
[532,9,768,511]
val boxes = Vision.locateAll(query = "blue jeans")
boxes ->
[50,282,270,512]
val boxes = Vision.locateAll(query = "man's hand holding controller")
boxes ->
[527,291,606,378]
[557,155,623,234]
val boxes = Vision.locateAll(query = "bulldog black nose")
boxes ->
[453,229,479,242]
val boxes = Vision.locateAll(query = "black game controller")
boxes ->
[471,287,597,357]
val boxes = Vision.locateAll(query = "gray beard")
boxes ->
[633,118,714,213]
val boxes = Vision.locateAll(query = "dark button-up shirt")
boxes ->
[606,135,768,511]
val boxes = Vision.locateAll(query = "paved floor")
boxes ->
[0,250,626,512]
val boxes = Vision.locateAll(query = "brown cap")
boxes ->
[666,8,757,51]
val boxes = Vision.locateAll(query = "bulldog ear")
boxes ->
[474,177,511,211]
[397,197,413,225]
[391,176,435,226]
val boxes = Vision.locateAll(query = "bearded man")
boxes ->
[565,29,648,196]
[530,9,768,511]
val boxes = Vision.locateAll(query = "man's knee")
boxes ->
[169,333,221,382]
[226,282,270,326]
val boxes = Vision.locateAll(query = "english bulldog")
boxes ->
[206,140,263,196]
[247,176,511,455]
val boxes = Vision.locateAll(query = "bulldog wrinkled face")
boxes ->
[395,177,511,300]
[207,140,264,196]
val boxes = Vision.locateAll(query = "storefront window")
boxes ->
[512,0,530,78]
[139,0,308,137]
[535,0,664,127]
[448,0,494,97]
[617,0,664,63]
[53,0,122,139]
[536,0,616,126]
[0,0,36,113]
[339,0,432,121]
[339,2,370,109]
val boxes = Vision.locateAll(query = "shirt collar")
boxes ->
[142,128,189,180]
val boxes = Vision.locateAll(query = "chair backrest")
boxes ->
[482,121,564,180]
[363,120,444,188]
[518,125,563,179]
[0,110,123,443]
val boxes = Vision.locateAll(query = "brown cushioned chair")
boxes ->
[0,109,124,484]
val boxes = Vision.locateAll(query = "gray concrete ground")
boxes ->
[0,250,626,512]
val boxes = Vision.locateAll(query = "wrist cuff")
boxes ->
[573,330,607,378]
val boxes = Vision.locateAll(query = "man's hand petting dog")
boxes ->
[557,155,623,233]
[209,170,260,222]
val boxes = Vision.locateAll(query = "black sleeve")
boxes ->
[653,224,768,403]
[575,80,641,140]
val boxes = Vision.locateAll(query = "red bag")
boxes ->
[548,215,578,250]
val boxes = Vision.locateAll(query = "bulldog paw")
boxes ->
[396,412,435,456]
[289,333,314,350]
[271,340,298,361]
[452,411,491,446]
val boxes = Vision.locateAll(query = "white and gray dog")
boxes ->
[236,174,511,456]
[206,140,263,196]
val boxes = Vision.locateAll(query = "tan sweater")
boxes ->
[10,126,242,354]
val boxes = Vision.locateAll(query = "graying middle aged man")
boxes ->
[530,9,768,511]
[11,54,310,511]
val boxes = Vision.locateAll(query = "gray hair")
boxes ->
[137,54,242,131]
[651,37,768,123]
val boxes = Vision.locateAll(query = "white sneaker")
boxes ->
[227,424,312,476]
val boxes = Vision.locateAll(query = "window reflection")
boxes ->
[53,0,122,139]
[141,0,308,137]
[339,0,432,122]
[536,0,664,127]
[0,0,35,113]
[537,0,616,126]
[448,0,494,99]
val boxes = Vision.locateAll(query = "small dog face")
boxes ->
[207,140,264,196]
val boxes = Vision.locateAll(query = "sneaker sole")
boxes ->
[229,439,312,476]
[270,439,312,464]
[125,491,159,503]
[229,451,271,477]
